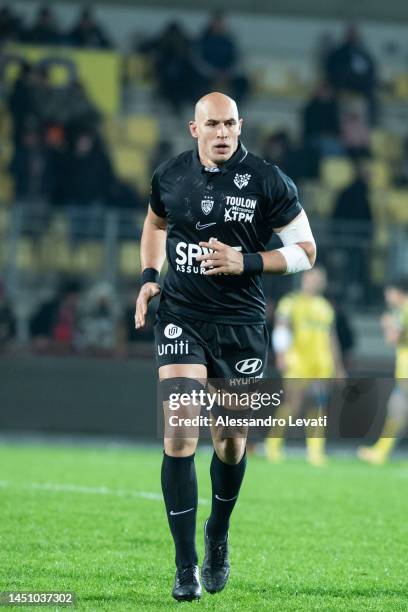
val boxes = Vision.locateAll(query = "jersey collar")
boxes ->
[193,141,248,175]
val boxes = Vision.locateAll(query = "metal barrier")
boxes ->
[0,204,407,310]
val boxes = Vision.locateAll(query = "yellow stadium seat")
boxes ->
[0,173,14,203]
[394,74,408,100]
[321,157,354,189]
[369,160,390,189]
[125,116,158,149]
[16,237,37,271]
[303,183,336,217]
[70,241,103,273]
[124,53,154,85]
[371,129,403,162]
[386,190,408,223]
[39,233,71,271]
[119,241,140,276]
[113,145,149,192]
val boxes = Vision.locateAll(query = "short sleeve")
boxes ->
[149,170,166,218]
[264,165,302,229]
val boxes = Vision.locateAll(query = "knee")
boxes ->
[164,437,198,457]
[214,437,246,465]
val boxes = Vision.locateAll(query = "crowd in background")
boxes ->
[0,6,406,356]
[6,59,143,216]
[0,4,112,48]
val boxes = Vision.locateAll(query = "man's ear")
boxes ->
[238,118,243,135]
[189,120,198,139]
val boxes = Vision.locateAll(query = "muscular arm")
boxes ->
[135,206,167,329]
[140,205,167,272]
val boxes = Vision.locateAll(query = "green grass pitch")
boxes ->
[1,443,408,611]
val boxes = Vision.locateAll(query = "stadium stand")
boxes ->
[1,4,408,367]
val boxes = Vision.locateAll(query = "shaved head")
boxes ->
[189,91,243,167]
[194,92,239,122]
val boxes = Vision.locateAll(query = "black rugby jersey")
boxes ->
[149,141,302,324]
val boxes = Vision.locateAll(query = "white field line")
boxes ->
[0,480,209,504]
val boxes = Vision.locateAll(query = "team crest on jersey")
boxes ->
[201,196,214,215]
[234,173,251,190]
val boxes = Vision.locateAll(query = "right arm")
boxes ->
[135,205,167,329]
[381,312,402,346]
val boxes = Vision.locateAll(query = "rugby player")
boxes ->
[358,278,408,464]
[266,266,344,466]
[135,92,316,601]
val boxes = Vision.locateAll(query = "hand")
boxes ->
[196,239,244,276]
[134,282,161,329]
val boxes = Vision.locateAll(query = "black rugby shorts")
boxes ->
[154,312,269,380]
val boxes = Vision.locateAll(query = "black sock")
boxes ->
[206,449,247,542]
[161,452,198,568]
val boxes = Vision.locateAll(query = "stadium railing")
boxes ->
[1,205,406,313]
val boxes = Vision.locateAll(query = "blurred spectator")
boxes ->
[52,128,115,240]
[394,136,408,187]
[54,128,114,207]
[331,161,373,302]
[332,160,373,226]
[9,122,47,202]
[139,22,200,113]
[109,179,142,212]
[29,278,82,353]
[196,12,249,103]
[302,82,343,157]
[325,25,378,123]
[62,79,101,126]
[23,6,61,45]
[340,98,371,158]
[0,5,22,44]
[7,62,36,147]
[262,130,318,182]
[79,282,120,353]
[68,7,112,49]
[0,281,16,350]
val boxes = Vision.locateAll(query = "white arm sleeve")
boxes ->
[272,325,292,352]
[275,210,316,274]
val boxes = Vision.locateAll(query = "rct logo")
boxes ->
[164,324,182,339]
[235,358,263,375]
[233,173,251,190]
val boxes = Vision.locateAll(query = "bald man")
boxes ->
[135,92,316,601]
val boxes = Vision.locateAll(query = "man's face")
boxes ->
[302,268,327,295]
[189,97,242,166]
